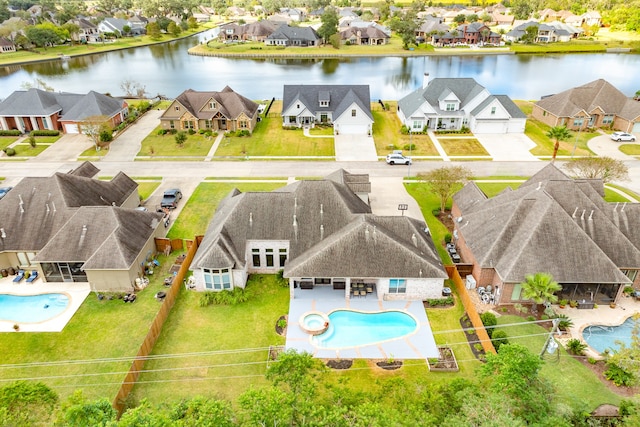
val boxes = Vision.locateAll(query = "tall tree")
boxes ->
[317,7,339,44]
[418,166,473,212]
[388,9,419,49]
[25,23,64,49]
[546,125,572,162]
[57,391,116,427]
[146,21,161,39]
[563,156,629,183]
[81,115,111,150]
[520,272,561,308]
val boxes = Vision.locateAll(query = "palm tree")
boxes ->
[521,273,562,313]
[546,125,572,162]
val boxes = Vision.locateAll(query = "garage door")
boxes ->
[64,123,79,134]
[473,121,508,134]
[337,124,367,135]
[633,122,640,133]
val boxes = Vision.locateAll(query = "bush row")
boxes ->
[426,296,454,307]
[198,288,249,307]
[30,130,60,136]
[0,130,21,136]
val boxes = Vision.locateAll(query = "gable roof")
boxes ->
[535,79,640,120]
[59,91,125,122]
[0,163,138,253]
[164,87,258,121]
[398,77,486,117]
[282,85,373,121]
[470,95,527,119]
[453,164,639,284]
[266,25,320,42]
[192,172,446,280]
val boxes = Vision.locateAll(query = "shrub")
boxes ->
[588,357,597,365]
[27,135,36,147]
[473,343,484,352]
[237,129,250,137]
[157,129,167,136]
[432,208,441,216]
[556,314,573,331]
[403,143,416,151]
[526,315,536,322]
[514,303,528,314]
[4,147,16,156]
[29,130,59,136]
[605,362,634,386]
[480,312,497,338]
[99,129,113,143]
[400,125,409,135]
[138,101,151,112]
[0,130,21,136]
[187,129,196,135]
[566,338,587,356]
[444,233,452,243]
[492,330,509,351]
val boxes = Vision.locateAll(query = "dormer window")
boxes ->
[210,101,217,109]
[319,100,329,107]
[226,29,233,34]
[446,103,456,111]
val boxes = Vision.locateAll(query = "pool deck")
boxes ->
[0,276,90,332]
[556,295,640,359]
[286,286,439,360]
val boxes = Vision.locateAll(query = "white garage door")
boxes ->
[64,123,79,134]
[337,124,367,135]
[633,122,640,133]
[473,121,508,134]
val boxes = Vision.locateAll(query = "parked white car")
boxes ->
[610,132,636,142]
[385,153,412,165]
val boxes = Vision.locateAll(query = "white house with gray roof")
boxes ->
[397,74,526,134]
[282,85,373,135]
[190,170,448,301]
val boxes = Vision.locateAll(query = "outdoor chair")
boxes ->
[26,270,38,283]
[12,270,25,283]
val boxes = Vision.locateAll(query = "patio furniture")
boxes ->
[366,285,373,293]
[12,270,25,283]
[25,270,38,283]
[359,290,367,298]
[164,276,174,287]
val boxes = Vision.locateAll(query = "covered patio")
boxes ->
[286,286,439,360]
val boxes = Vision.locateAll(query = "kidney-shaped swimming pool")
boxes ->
[0,293,70,323]
[311,309,417,349]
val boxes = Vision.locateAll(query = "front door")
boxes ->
[220,119,227,130]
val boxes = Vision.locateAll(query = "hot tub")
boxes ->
[299,311,329,335]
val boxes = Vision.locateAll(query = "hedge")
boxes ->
[0,130,21,136]
[30,130,60,136]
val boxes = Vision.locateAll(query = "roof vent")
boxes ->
[411,233,417,247]
[46,203,50,213]
[457,216,463,223]
[588,210,594,221]
[365,225,370,241]
[372,226,377,243]
[572,207,578,218]
[320,224,324,240]
[249,212,253,227]
[0,228,5,239]
[621,202,626,212]
[536,182,542,190]
[613,202,619,212]
[581,209,586,220]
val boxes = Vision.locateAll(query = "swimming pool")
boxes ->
[311,310,417,349]
[0,293,70,323]
[583,317,638,353]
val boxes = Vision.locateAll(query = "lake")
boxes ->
[1,30,639,101]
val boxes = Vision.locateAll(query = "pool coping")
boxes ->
[579,315,636,357]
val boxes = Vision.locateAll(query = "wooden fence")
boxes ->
[445,265,496,355]
[112,236,203,416]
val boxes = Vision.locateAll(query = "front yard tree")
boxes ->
[520,272,561,310]
[522,25,538,43]
[82,115,111,150]
[175,131,187,147]
[317,7,339,44]
[25,24,63,49]
[546,125,572,162]
[146,22,161,39]
[388,10,419,49]
[167,21,181,37]
[563,156,629,183]
[419,165,473,213]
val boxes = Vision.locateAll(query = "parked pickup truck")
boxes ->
[160,189,182,209]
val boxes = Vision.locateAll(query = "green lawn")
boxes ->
[496,315,621,408]
[79,145,108,158]
[308,125,335,136]
[604,188,635,202]
[619,144,640,156]
[11,142,51,157]
[167,182,285,240]
[509,41,608,54]
[438,137,490,156]
[372,102,438,156]
[405,182,452,262]
[0,251,181,402]
[138,127,215,158]
[0,136,18,151]
[606,184,640,201]
[138,182,161,201]
[214,101,334,157]
[513,100,596,157]
[475,181,522,197]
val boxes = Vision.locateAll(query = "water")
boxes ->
[312,309,417,349]
[1,29,639,101]
[0,293,69,323]
[583,317,639,353]
[302,313,325,329]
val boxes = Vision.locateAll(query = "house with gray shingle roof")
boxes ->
[397,74,526,133]
[0,37,16,53]
[265,25,320,47]
[160,86,259,133]
[282,85,373,135]
[0,162,166,291]
[451,164,640,306]
[218,20,277,42]
[0,88,128,134]
[190,170,448,300]
[532,79,640,133]
[68,18,103,43]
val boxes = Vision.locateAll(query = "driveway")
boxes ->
[369,176,423,220]
[334,134,378,161]
[587,134,637,161]
[105,109,163,162]
[475,133,539,161]
[32,134,92,162]
[140,176,202,234]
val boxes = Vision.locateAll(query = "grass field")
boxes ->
[138,127,216,158]
[438,137,490,156]
[372,102,438,156]
[619,144,640,156]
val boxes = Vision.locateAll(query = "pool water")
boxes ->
[583,317,638,353]
[304,314,325,329]
[312,310,417,349]
[0,293,69,323]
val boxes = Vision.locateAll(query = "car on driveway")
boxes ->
[0,187,13,200]
[610,132,636,142]
[160,189,182,209]
[385,153,412,165]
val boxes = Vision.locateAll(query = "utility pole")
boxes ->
[540,318,560,361]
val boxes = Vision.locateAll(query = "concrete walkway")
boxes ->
[369,176,423,220]
[204,133,224,161]
[32,134,92,162]
[426,131,450,161]
[105,109,164,162]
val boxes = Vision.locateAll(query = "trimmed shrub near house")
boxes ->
[0,130,22,136]
[3,147,16,156]
[480,312,498,338]
[30,130,59,137]
[566,338,587,356]
[492,330,509,351]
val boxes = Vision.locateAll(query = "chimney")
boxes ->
[422,72,430,89]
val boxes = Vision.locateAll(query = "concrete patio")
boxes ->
[285,285,439,360]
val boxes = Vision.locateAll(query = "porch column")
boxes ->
[0,117,7,131]
[30,117,38,130]
[289,278,295,299]
[345,278,351,299]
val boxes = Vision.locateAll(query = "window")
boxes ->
[252,248,260,267]
[389,279,406,294]
[279,248,287,267]
[203,268,232,290]
[603,115,614,124]
[16,252,36,266]
[622,270,638,282]
[446,103,456,111]
[450,118,455,124]
[320,114,328,123]
[205,120,212,129]
[319,101,329,107]
[573,118,584,127]
[289,116,297,123]
[209,101,217,109]
[412,120,421,130]
[239,120,248,129]
[491,107,496,115]
[511,283,523,300]
[351,109,356,117]
[296,104,300,109]
[543,111,547,116]
[266,248,274,267]
[174,106,180,111]
[183,121,194,129]
[169,120,175,129]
